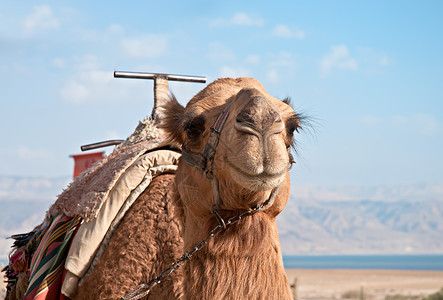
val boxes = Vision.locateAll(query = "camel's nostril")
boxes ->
[236,110,255,125]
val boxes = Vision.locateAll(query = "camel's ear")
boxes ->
[184,114,206,143]
[158,94,187,145]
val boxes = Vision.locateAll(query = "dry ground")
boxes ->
[1,268,442,299]
[285,269,443,300]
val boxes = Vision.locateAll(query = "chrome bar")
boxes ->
[81,139,125,151]
[114,71,207,83]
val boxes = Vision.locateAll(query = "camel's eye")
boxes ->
[184,115,206,142]
[285,116,300,139]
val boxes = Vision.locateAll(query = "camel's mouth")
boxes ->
[223,158,286,191]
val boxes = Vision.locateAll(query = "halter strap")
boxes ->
[181,101,234,210]
[212,101,233,133]
[182,100,233,176]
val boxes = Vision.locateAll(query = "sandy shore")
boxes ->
[1,268,442,299]
[285,269,443,300]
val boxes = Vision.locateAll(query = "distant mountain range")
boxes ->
[1,176,442,263]
[278,194,443,255]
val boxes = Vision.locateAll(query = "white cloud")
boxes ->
[207,42,236,61]
[379,54,389,66]
[357,48,390,68]
[358,115,381,126]
[364,114,440,136]
[60,80,92,103]
[271,24,305,39]
[107,24,124,35]
[0,146,52,161]
[320,45,358,76]
[394,114,440,136]
[219,66,251,78]
[210,12,264,27]
[268,51,296,68]
[0,62,28,73]
[59,55,148,105]
[412,114,439,135]
[18,146,51,160]
[51,57,65,68]
[231,12,262,26]
[60,70,115,104]
[77,24,125,43]
[246,54,260,64]
[266,69,279,84]
[265,51,297,83]
[73,54,100,70]
[22,5,60,34]
[59,55,108,103]
[392,115,407,127]
[121,34,168,58]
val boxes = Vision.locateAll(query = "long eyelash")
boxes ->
[281,96,317,156]
[282,97,292,105]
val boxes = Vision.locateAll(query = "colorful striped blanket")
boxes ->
[24,214,82,299]
[4,214,82,299]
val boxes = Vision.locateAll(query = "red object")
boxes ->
[70,151,105,179]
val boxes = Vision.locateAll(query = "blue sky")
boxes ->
[0,1,442,187]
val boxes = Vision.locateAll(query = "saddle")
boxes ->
[4,118,181,299]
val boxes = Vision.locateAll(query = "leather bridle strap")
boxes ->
[182,101,233,174]
[181,101,234,213]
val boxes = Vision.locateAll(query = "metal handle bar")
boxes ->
[81,139,125,151]
[114,71,206,83]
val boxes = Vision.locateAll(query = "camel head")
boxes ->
[159,78,302,218]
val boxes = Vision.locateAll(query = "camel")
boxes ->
[4,77,303,299]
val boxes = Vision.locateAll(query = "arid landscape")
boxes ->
[285,269,443,300]
[2,268,442,299]
[1,178,443,298]
[2,177,443,261]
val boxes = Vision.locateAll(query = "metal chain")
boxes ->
[120,201,270,300]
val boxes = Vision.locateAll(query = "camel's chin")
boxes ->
[247,177,285,192]
[227,164,286,192]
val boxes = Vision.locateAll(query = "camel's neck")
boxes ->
[182,210,292,299]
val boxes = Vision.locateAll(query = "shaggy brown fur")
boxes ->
[74,174,184,300]
[182,175,292,299]
[50,126,165,222]
[158,77,297,299]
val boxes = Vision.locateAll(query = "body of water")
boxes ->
[283,254,443,271]
[3,255,443,270]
